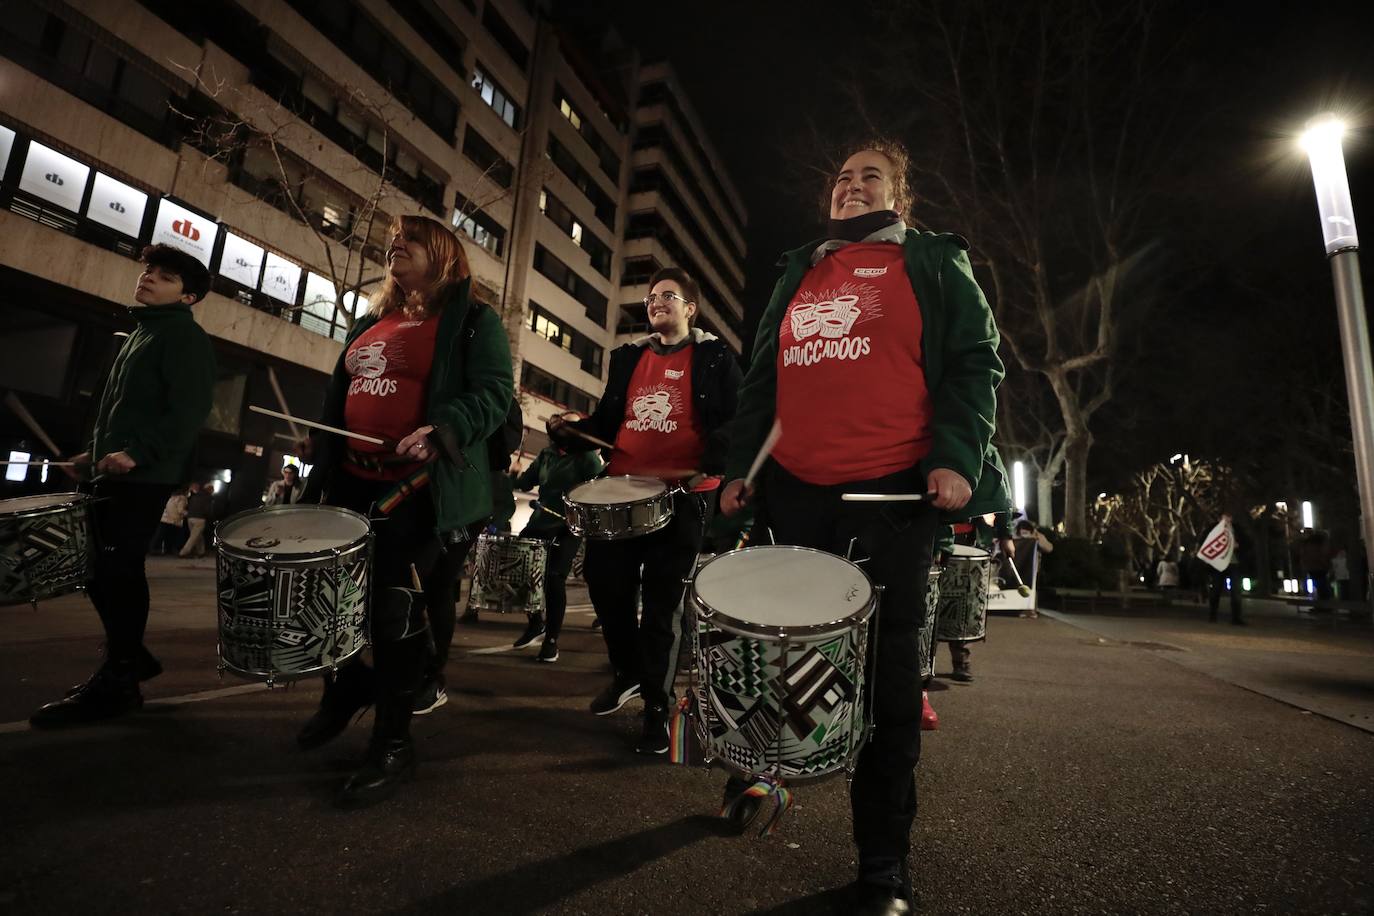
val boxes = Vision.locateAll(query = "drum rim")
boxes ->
[217,640,368,683]
[948,544,992,560]
[214,503,372,563]
[568,513,673,540]
[477,534,552,548]
[565,475,671,508]
[0,491,87,519]
[690,545,877,638]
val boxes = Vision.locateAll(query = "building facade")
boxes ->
[0,0,745,514]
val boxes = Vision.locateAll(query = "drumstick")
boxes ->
[743,419,782,490]
[565,426,616,451]
[266,366,302,441]
[1004,549,1033,597]
[4,392,64,457]
[0,461,75,467]
[840,492,938,502]
[533,502,567,522]
[248,406,385,445]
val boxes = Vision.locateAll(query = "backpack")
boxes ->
[462,302,524,471]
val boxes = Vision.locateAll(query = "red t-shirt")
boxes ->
[607,345,712,487]
[773,243,933,485]
[342,311,439,480]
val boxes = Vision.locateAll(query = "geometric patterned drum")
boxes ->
[935,544,991,643]
[919,565,943,680]
[470,534,547,614]
[214,505,371,683]
[687,546,876,782]
[0,493,93,607]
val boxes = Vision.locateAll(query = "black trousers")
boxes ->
[753,460,938,879]
[87,479,176,663]
[584,490,708,714]
[518,522,583,641]
[1207,566,1243,621]
[327,471,442,740]
[422,522,484,682]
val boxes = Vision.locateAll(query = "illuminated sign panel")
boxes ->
[18,142,89,212]
[86,172,148,238]
[151,197,220,266]
[261,252,302,304]
[219,233,266,288]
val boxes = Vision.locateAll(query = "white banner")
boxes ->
[18,141,89,213]
[1197,520,1235,572]
[151,197,219,266]
[219,232,265,289]
[261,252,302,304]
[86,172,147,238]
[0,126,15,181]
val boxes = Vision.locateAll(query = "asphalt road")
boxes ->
[2,560,1372,914]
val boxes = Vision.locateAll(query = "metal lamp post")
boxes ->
[1302,116,1371,606]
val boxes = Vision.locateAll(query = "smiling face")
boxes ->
[133,265,194,307]
[830,149,901,221]
[386,226,434,290]
[646,278,695,340]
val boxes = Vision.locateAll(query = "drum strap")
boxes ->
[375,466,432,516]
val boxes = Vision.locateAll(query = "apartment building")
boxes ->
[0,0,745,512]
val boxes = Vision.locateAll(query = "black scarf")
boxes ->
[826,209,901,243]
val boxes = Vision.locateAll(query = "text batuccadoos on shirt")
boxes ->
[607,344,717,490]
[773,242,933,485]
[342,310,439,480]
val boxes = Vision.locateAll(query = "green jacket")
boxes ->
[308,278,515,531]
[90,304,216,484]
[514,446,603,535]
[727,229,1011,522]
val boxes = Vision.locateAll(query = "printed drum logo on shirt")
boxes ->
[346,341,400,396]
[781,281,883,367]
[625,384,682,433]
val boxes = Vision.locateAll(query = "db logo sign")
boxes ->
[235,257,250,267]
[172,218,201,241]
[45,172,64,186]
[109,201,126,213]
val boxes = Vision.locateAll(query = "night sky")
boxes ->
[564,0,1374,498]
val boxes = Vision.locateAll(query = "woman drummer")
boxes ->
[718,139,1010,914]
[297,215,513,807]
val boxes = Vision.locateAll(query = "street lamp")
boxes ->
[1012,460,1027,512]
[1302,500,1315,529]
[1302,115,1372,603]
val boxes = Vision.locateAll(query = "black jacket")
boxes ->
[563,330,742,475]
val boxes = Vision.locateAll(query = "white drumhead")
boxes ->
[950,544,991,559]
[694,546,872,628]
[0,492,83,514]
[219,506,369,555]
[568,476,667,505]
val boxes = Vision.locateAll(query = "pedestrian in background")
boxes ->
[150,486,189,555]
[179,481,213,558]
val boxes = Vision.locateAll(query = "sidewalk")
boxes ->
[2,563,1372,914]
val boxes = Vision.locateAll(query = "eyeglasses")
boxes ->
[644,291,692,307]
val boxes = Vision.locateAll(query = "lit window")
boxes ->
[538,190,547,213]
[571,222,583,246]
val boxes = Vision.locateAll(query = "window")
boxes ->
[632,126,746,265]
[521,362,597,415]
[545,136,616,226]
[559,98,581,130]
[630,166,743,298]
[533,245,607,326]
[389,0,467,75]
[481,4,529,71]
[620,257,661,286]
[462,128,514,188]
[471,65,521,129]
[452,195,506,258]
[540,189,612,278]
[635,83,749,227]
[554,85,621,181]
[527,301,604,376]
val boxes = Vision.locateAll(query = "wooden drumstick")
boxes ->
[0,461,76,467]
[840,492,938,502]
[565,426,616,451]
[743,419,782,490]
[1004,548,1033,597]
[4,392,65,458]
[266,366,302,441]
[248,406,385,445]
[533,502,568,522]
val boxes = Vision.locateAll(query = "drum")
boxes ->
[919,565,943,680]
[564,475,674,540]
[0,492,93,606]
[214,505,372,683]
[470,534,547,614]
[687,546,877,783]
[935,544,992,642]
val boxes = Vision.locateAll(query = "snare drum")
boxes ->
[935,544,992,642]
[564,476,674,540]
[0,493,93,606]
[215,505,372,683]
[470,534,547,614]
[919,565,943,680]
[688,546,876,782]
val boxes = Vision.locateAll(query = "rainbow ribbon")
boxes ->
[721,777,794,837]
[375,466,431,515]
[668,695,693,765]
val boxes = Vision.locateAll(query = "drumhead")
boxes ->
[950,544,991,559]
[218,505,369,555]
[568,476,666,505]
[0,492,83,515]
[694,546,873,631]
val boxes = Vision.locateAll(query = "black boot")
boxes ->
[297,661,375,750]
[31,662,142,728]
[336,737,416,809]
[337,632,426,808]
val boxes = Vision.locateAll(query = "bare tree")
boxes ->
[861,0,1189,535]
